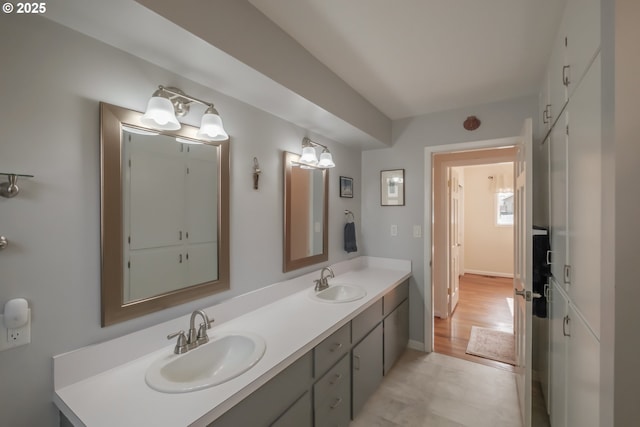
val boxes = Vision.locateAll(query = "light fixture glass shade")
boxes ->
[300,146,318,165]
[196,107,229,141]
[317,150,335,168]
[141,92,181,131]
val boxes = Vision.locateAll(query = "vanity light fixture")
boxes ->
[297,137,335,168]
[141,85,229,141]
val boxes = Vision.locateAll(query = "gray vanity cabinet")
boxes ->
[209,352,313,427]
[351,322,384,417]
[209,280,410,427]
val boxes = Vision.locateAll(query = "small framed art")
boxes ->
[380,169,405,206]
[339,176,354,198]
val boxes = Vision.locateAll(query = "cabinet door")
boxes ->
[549,281,568,427]
[566,305,600,427]
[564,0,600,98]
[352,323,383,417]
[384,299,409,375]
[548,19,568,125]
[271,391,312,427]
[210,352,313,427]
[566,54,601,337]
[548,112,569,286]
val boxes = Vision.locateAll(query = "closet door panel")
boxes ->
[566,55,601,337]
[566,305,600,427]
[548,113,568,286]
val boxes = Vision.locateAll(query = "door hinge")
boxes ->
[127,236,130,245]
[128,159,131,168]
[566,125,569,136]
[127,260,130,269]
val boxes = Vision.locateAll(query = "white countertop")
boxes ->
[53,257,411,427]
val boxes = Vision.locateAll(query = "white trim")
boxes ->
[463,270,514,278]
[423,136,520,355]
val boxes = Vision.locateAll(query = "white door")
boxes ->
[514,119,533,426]
[448,168,461,314]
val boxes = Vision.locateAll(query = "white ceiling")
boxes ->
[249,0,566,120]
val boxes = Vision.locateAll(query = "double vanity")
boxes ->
[54,257,411,426]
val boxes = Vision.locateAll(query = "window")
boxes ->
[496,192,514,226]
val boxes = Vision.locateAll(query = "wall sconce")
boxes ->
[297,137,335,168]
[141,85,229,141]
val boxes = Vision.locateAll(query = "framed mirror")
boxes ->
[100,102,229,326]
[283,151,328,272]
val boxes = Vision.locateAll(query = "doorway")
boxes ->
[434,159,517,372]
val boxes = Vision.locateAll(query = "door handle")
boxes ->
[563,315,571,337]
[562,65,571,86]
[515,289,541,302]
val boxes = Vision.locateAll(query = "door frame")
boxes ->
[423,136,520,350]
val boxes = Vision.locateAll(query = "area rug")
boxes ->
[465,326,515,365]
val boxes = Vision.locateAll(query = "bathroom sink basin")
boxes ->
[310,284,366,303]
[145,332,266,393]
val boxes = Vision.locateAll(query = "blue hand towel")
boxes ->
[344,222,357,253]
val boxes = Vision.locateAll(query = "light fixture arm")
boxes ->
[159,85,214,110]
[302,137,329,151]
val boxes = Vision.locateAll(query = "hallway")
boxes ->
[434,274,515,372]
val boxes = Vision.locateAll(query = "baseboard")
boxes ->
[464,269,513,278]
[408,340,426,352]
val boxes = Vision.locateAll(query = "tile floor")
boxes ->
[350,349,523,427]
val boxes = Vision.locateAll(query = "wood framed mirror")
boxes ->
[283,151,328,272]
[100,102,230,326]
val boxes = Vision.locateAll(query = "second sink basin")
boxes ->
[146,332,266,393]
[310,284,367,303]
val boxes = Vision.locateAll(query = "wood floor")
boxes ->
[434,273,516,372]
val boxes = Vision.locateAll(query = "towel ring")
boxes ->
[344,210,354,223]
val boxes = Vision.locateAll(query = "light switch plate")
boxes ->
[413,225,422,238]
[0,310,31,351]
[390,224,398,236]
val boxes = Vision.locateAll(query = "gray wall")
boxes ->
[361,95,537,344]
[0,16,361,427]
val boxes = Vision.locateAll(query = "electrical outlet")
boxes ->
[0,310,31,351]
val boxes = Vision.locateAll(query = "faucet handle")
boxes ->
[167,330,188,354]
[196,318,215,343]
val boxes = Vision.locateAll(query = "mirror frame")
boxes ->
[100,102,230,326]
[283,151,328,272]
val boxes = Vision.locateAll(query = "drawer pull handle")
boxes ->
[330,397,343,409]
[329,342,343,352]
[329,373,343,385]
[353,355,360,370]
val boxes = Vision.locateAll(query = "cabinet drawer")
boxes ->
[383,280,409,316]
[313,355,350,407]
[314,356,351,427]
[352,299,383,344]
[314,323,350,377]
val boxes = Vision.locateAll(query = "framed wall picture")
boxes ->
[340,176,354,198]
[380,169,405,206]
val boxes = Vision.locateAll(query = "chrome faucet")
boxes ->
[314,267,335,291]
[167,309,215,354]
